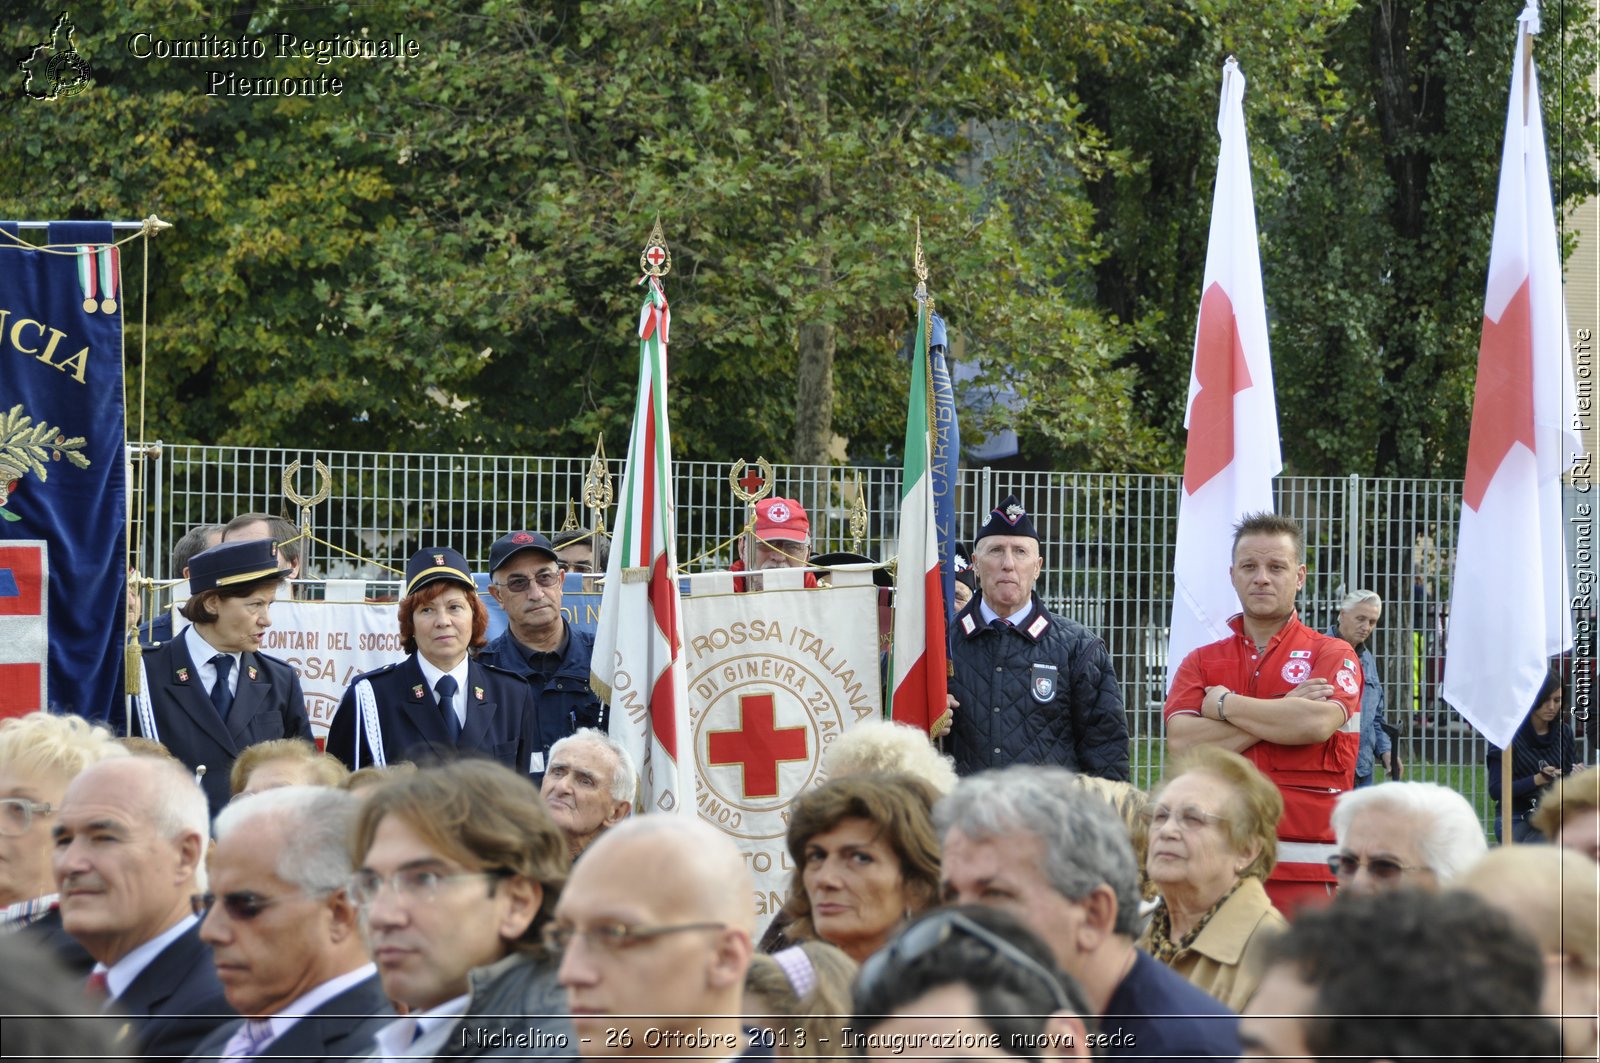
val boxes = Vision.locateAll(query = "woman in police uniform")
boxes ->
[324,547,535,774]
[133,539,312,814]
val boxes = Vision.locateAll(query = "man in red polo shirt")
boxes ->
[1165,512,1361,917]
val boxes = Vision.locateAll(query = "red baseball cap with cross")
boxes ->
[754,497,810,544]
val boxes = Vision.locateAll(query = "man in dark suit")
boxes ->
[52,756,235,1062]
[189,786,391,1063]
[132,538,313,814]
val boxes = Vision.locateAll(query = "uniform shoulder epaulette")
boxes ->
[357,660,407,681]
[476,658,524,681]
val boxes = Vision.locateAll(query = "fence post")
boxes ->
[981,466,993,520]
[1347,472,1363,592]
[150,443,165,581]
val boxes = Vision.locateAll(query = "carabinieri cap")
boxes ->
[974,494,1040,544]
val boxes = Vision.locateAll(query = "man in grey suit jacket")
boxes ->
[189,786,392,1063]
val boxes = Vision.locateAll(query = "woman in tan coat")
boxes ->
[1137,745,1287,1010]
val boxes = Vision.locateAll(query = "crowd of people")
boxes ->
[0,496,1593,1062]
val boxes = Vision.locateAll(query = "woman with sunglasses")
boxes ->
[1486,667,1577,842]
[1137,745,1286,1011]
[325,547,536,775]
[779,773,942,964]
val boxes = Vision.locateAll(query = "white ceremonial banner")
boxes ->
[681,572,882,927]
[265,591,406,741]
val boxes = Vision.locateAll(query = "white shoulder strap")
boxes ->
[356,678,385,769]
[135,657,160,743]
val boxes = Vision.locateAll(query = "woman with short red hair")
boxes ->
[325,547,535,775]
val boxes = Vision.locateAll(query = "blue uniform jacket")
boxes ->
[136,630,312,815]
[475,624,607,781]
[1326,625,1390,780]
[324,654,535,774]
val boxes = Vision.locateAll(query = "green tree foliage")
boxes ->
[2,2,1594,476]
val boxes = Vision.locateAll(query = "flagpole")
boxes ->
[1501,747,1514,843]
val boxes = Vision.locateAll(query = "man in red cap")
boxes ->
[731,497,818,593]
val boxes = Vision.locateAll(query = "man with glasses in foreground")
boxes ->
[352,760,572,1060]
[52,755,235,1062]
[1327,780,1486,895]
[479,530,606,781]
[192,786,391,1061]
[554,816,756,1059]
[851,904,1091,1062]
[937,765,1240,1061]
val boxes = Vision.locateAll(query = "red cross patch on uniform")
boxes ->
[1336,669,1359,695]
[1282,660,1311,684]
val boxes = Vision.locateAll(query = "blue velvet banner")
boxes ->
[928,312,961,621]
[0,222,126,721]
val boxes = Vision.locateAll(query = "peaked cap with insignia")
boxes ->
[405,546,475,596]
[974,494,1040,544]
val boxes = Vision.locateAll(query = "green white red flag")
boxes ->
[591,269,695,813]
[889,285,950,733]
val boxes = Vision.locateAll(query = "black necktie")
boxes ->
[990,618,1013,633]
[210,655,235,719]
[436,674,460,741]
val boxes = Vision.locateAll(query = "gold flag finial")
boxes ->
[640,217,672,278]
[729,457,775,505]
[913,215,929,298]
[849,477,869,552]
[582,434,614,527]
[281,459,331,574]
[560,497,580,533]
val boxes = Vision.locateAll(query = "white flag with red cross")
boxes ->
[1443,5,1583,748]
[1166,58,1282,690]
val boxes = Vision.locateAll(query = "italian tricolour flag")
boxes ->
[889,292,950,733]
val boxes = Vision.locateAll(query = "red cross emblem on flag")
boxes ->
[706,693,809,800]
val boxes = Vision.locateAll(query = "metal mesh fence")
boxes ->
[129,442,1589,833]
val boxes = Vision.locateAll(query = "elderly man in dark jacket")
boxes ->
[946,496,1130,779]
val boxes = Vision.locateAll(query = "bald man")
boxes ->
[1457,846,1600,1063]
[554,817,755,1059]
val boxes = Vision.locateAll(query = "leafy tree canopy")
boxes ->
[3,1,1593,477]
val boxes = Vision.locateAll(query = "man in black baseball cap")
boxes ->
[945,495,1129,781]
[477,531,605,781]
